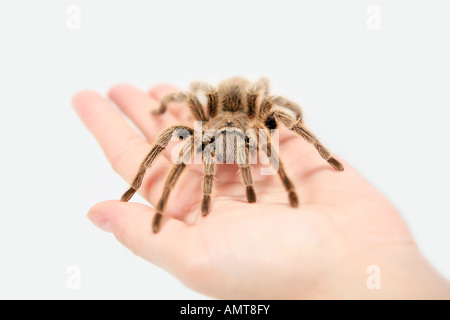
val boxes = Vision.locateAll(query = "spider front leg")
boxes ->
[237,140,256,203]
[268,149,299,207]
[201,145,216,216]
[294,124,344,171]
[277,158,299,207]
[152,136,193,233]
[265,109,344,171]
[258,127,299,207]
[121,125,193,202]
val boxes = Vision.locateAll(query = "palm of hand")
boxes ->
[73,84,414,299]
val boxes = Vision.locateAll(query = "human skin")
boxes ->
[72,83,450,299]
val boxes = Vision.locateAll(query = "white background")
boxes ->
[0,1,449,299]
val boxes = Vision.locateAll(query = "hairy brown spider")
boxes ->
[121,77,344,233]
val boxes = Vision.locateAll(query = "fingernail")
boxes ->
[87,212,112,233]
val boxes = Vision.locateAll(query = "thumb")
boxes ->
[87,200,189,268]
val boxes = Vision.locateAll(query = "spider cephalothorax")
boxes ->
[121,77,344,232]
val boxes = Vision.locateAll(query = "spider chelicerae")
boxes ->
[121,77,344,233]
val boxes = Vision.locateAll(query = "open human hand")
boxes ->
[73,83,450,299]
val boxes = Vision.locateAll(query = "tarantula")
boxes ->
[121,77,344,233]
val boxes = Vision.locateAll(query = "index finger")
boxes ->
[72,90,166,183]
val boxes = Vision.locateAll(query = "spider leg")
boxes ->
[259,96,274,117]
[153,92,208,121]
[270,96,303,120]
[245,78,268,120]
[204,90,218,119]
[246,88,258,120]
[265,137,299,207]
[190,82,219,119]
[190,81,214,93]
[186,94,208,121]
[121,125,193,202]
[256,126,299,207]
[237,139,256,203]
[152,92,187,115]
[258,96,302,121]
[253,77,270,95]
[152,136,193,233]
[277,158,299,207]
[243,78,270,119]
[266,109,344,171]
[201,145,216,216]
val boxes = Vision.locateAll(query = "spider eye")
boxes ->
[265,115,277,130]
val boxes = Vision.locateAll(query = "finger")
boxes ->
[149,83,178,99]
[108,84,179,141]
[88,200,192,270]
[149,83,189,120]
[72,90,161,183]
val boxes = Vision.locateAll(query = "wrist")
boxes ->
[304,244,450,299]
